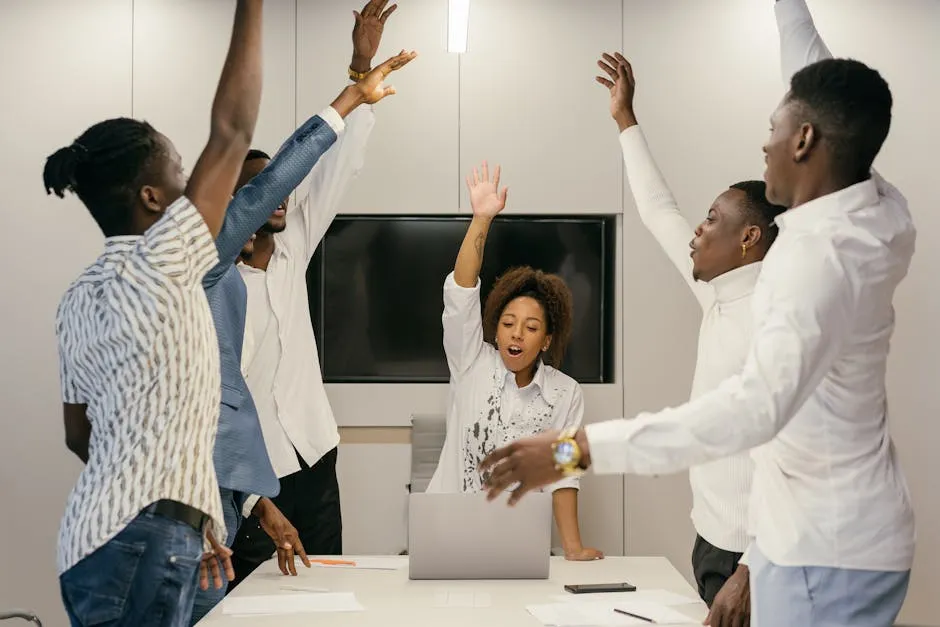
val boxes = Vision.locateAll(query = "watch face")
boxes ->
[554,440,575,465]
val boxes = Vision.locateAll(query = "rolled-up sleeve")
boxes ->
[442,271,486,382]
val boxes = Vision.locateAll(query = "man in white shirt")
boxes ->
[481,1,916,624]
[230,0,406,587]
[596,50,786,624]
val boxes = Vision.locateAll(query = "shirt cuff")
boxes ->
[549,476,581,492]
[739,542,752,567]
[319,106,346,136]
[444,271,481,294]
[242,494,261,519]
[775,0,812,28]
[584,418,642,475]
[618,123,642,143]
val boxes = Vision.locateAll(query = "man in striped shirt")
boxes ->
[43,2,264,624]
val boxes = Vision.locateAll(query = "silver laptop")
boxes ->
[408,491,552,580]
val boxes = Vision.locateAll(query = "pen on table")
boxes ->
[310,558,356,566]
[614,608,655,623]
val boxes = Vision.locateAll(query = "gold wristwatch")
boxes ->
[552,428,585,477]
[348,66,369,81]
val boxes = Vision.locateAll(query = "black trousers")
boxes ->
[227,447,342,591]
[691,534,743,607]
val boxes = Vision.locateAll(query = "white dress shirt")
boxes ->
[240,104,374,488]
[427,272,583,494]
[620,125,758,554]
[586,0,917,572]
[55,197,223,573]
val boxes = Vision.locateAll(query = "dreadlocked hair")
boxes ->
[482,266,574,369]
[42,117,165,237]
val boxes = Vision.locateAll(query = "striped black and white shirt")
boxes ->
[55,196,225,574]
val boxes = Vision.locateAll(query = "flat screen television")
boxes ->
[306,215,616,384]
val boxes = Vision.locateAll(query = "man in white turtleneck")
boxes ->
[596,52,785,626]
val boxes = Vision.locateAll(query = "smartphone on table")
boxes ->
[564,582,636,594]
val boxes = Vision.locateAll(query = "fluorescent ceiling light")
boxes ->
[447,0,470,53]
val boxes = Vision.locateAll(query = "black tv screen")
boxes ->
[306,215,616,384]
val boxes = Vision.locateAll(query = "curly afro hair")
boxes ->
[482,266,574,369]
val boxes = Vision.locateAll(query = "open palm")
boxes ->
[595,52,636,119]
[466,161,508,218]
[352,0,398,62]
[355,49,417,104]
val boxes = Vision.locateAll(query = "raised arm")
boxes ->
[184,0,264,238]
[775,0,833,84]
[596,53,711,310]
[442,163,508,379]
[775,0,892,190]
[283,2,414,261]
[203,112,340,287]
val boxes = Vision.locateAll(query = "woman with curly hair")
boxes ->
[425,162,602,561]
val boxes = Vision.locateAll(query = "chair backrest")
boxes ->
[409,413,447,493]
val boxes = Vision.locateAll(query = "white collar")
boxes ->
[706,261,762,304]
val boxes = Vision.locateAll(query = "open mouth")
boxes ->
[273,208,286,217]
[507,346,523,357]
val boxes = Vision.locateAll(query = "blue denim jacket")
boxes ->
[202,113,339,497]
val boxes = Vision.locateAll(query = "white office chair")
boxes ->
[408,413,447,495]
[0,611,42,626]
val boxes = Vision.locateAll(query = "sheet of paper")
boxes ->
[527,602,697,626]
[309,556,409,570]
[222,592,364,616]
[553,589,700,607]
[611,601,697,624]
[432,590,492,608]
[527,603,647,626]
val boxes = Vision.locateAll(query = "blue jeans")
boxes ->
[60,509,203,627]
[749,543,910,627]
[189,488,244,625]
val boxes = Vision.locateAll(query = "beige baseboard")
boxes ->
[338,426,412,444]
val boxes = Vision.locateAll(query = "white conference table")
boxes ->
[198,555,709,626]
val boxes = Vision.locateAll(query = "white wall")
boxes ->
[1,2,936,626]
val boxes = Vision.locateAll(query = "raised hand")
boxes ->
[466,161,508,219]
[353,49,417,104]
[352,0,398,73]
[596,52,638,131]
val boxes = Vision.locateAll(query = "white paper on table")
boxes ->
[552,589,700,607]
[222,592,364,615]
[527,602,697,626]
[611,601,697,624]
[309,556,409,570]
[432,589,492,608]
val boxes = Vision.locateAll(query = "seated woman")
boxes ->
[426,162,602,561]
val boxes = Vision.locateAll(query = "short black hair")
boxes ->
[42,118,165,237]
[787,57,892,180]
[245,148,271,162]
[729,180,787,248]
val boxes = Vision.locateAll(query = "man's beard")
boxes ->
[260,220,287,234]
